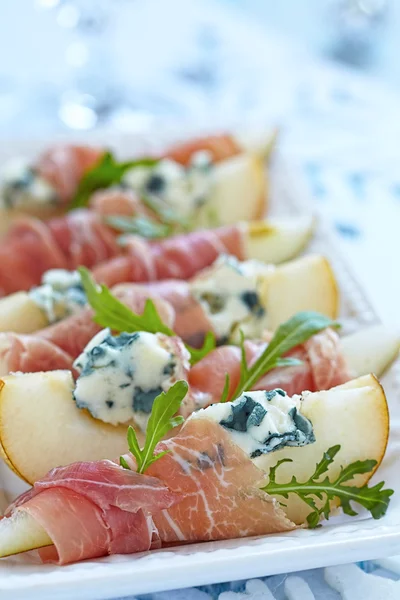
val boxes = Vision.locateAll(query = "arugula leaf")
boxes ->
[121,380,188,473]
[70,151,159,210]
[79,267,174,336]
[141,194,191,231]
[230,312,339,400]
[79,267,216,365]
[220,374,231,403]
[185,331,216,365]
[262,445,393,527]
[106,215,172,239]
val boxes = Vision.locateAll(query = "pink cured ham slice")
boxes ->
[47,209,119,270]
[36,145,105,205]
[113,280,211,348]
[93,224,245,288]
[0,333,74,375]
[4,423,293,564]
[189,328,350,407]
[7,461,182,564]
[252,328,350,394]
[163,134,241,166]
[0,209,120,296]
[38,286,176,359]
[90,188,149,219]
[147,418,294,543]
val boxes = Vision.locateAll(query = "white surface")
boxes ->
[0,136,399,599]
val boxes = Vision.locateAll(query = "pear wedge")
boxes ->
[261,254,339,327]
[0,510,52,558]
[340,326,400,379]
[197,153,267,227]
[0,292,48,333]
[0,370,139,484]
[234,128,279,162]
[243,216,315,265]
[255,374,389,525]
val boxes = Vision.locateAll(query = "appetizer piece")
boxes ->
[0,212,313,296]
[0,376,392,564]
[92,151,266,229]
[0,254,337,375]
[0,289,175,376]
[0,130,277,237]
[92,215,315,288]
[0,145,103,236]
[0,312,394,483]
[0,253,336,347]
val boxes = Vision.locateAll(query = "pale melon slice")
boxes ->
[0,370,140,485]
[244,216,315,265]
[0,292,48,333]
[340,326,400,379]
[255,374,389,525]
[261,254,339,327]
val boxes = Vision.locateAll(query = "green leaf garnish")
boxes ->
[185,331,216,365]
[70,151,159,210]
[230,312,339,401]
[262,445,393,527]
[79,267,174,336]
[121,380,188,474]
[78,267,216,365]
[220,374,231,403]
[106,215,172,239]
[141,194,192,231]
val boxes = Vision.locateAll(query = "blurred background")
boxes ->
[0,0,395,134]
[0,0,399,321]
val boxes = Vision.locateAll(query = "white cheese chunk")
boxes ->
[190,255,273,342]
[0,157,57,209]
[73,329,188,429]
[192,389,315,458]
[29,269,86,324]
[122,151,214,219]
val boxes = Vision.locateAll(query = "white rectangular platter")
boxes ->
[0,132,399,600]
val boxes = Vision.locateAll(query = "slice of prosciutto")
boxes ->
[189,328,350,409]
[4,419,294,564]
[164,134,241,166]
[147,417,294,543]
[0,333,74,376]
[0,209,119,296]
[36,145,105,205]
[38,286,175,359]
[93,224,245,288]
[6,460,182,564]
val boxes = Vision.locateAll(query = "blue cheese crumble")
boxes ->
[73,329,186,429]
[0,157,57,209]
[29,269,87,324]
[190,255,273,343]
[192,389,315,458]
[122,151,214,219]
